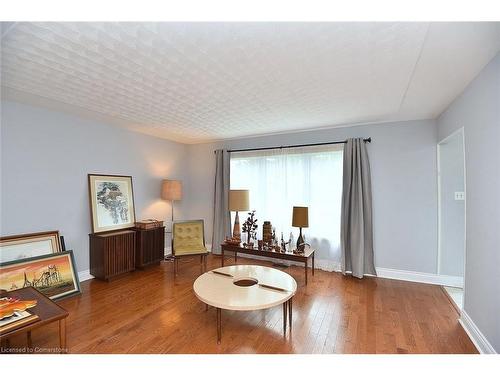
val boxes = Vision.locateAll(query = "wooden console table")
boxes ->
[134,226,165,268]
[220,243,315,285]
[89,230,136,280]
[0,287,69,353]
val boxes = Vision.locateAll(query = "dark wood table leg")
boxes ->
[305,260,308,285]
[27,330,33,348]
[59,318,67,354]
[235,251,237,262]
[312,253,315,275]
[216,308,222,344]
[221,248,224,267]
[288,297,293,332]
[283,301,287,335]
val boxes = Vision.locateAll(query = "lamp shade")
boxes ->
[229,190,249,211]
[292,206,309,228]
[161,179,182,201]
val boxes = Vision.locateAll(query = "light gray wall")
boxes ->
[3,100,439,276]
[1,100,188,272]
[437,52,500,352]
[187,119,439,273]
[438,131,465,277]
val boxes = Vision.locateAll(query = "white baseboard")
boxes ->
[219,253,463,285]
[376,267,463,287]
[459,310,497,354]
[78,269,94,282]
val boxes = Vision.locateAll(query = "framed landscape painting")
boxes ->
[0,250,81,300]
[88,174,136,233]
[0,231,61,263]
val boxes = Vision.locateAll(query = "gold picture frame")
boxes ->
[88,174,136,233]
[0,231,62,263]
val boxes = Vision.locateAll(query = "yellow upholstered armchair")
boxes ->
[172,220,209,275]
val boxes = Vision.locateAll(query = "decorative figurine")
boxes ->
[280,232,290,253]
[258,240,263,250]
[242,210,258,246]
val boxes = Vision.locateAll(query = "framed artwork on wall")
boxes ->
[0,231,62,263]
[0,250,81,300]
[88,174,136,233]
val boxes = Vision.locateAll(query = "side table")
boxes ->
[0,287,69,354]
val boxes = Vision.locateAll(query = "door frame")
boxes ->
[436,127,467,297]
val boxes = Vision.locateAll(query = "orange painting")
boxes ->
[0,251,80,300]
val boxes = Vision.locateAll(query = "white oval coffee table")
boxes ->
[193,264,297,343]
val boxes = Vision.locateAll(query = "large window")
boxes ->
[230,144,343,269]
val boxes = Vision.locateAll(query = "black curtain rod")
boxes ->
[225,137,371,153]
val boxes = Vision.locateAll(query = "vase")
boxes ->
[262,221,272,244]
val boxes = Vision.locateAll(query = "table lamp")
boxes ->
[229,190,249,240]
[161,179,182,222]
[292,206,308,253]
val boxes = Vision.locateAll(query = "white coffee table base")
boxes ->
[193,265,297,344]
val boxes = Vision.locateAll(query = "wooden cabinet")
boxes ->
[134,226,165,268]
[89,230,136,281]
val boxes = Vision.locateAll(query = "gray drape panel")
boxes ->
[212,149,231,254]
[341,138,376,278]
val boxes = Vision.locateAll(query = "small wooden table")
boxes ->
[194,265,297,343]
[0,287,69,353]
[220,243,315,284]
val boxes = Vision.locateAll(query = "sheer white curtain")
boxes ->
[230,144,343,270]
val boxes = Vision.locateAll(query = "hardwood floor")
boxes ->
[2,255,477,354]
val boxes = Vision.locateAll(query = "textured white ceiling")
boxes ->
[1,22,499,143]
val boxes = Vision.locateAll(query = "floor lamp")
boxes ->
[162,179,182,259]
